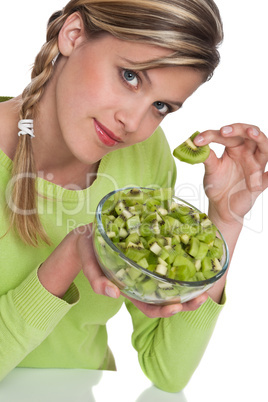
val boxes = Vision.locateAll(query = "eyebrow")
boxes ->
[166,99,184,109]
[120,57,184,109]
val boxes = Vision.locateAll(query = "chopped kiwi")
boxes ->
[97,188,225,302]
[173,131,210,165]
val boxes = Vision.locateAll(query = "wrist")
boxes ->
[38,231,82,299]
[208,202,243,231]
[208,203,243,259]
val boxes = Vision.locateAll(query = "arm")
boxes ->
[0,225,114,381]
[0,265,79,381]
[125,294,224,393]
[195,123,268,304]
[0,225,122,381]
[124,123,268,392]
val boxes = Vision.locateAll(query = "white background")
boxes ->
[0,1,267,401]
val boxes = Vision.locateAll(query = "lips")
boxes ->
[94,119,122,147]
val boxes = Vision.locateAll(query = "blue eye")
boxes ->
[123,70,139,87]
[153,101,169,115]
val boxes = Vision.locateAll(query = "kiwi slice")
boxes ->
[173,131,210,165]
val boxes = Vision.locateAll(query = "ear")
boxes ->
[58,12,86,56]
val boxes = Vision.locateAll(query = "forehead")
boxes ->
[115,38,174,62]
[81,33,173,62]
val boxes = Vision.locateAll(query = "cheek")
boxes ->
[56,57,99,107]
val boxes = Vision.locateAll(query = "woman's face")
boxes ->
[53,34,205,165]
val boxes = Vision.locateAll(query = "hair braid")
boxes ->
[9,12,66,246]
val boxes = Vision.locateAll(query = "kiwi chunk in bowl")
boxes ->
[93,187,229,305]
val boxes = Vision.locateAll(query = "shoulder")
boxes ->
[0,97,20,159]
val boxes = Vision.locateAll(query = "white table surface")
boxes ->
[0,368,188,402]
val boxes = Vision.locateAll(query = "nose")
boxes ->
[114,100,148,134]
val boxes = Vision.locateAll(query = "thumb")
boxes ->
[77,224,121,298]
[203,148,219,175]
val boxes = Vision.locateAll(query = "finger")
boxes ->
[179,293,209,312]
[195,124,268,153]
[123,294,183,318]
[220,123,261,138]
[262,171,268,191]
[247,128,268,164]
[123,292,208,318]
[194,129,244,148]
[77,225,121,299]
[242,138,258,154]
[240,154,263,191]
[219,127,268,191]
[203,148,220,175]
[221,125,268,160]
[252,171,268,193]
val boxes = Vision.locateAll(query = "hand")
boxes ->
[195,123,268,225]
[122,292,208,318]
[79,224,208,317]
[77,224,121,299]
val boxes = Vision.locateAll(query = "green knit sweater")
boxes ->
[0,120,225,392]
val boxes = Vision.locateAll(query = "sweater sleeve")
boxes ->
[125,294,226,393]
[125,126,226,392]
[0,267,79,381]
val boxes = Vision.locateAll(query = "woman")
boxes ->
[0,0,267,392]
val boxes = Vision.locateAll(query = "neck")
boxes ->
[37,160,100,190]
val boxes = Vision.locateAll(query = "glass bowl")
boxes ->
[93,187,229,305]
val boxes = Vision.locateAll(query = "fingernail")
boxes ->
[105,286,118,299]
[194,135,204,145]
[222,126,233,135]
[252,128,260,137]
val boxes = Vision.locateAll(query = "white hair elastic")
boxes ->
[18,119,35,138]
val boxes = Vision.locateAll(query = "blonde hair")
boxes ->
[9,0,223,246]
